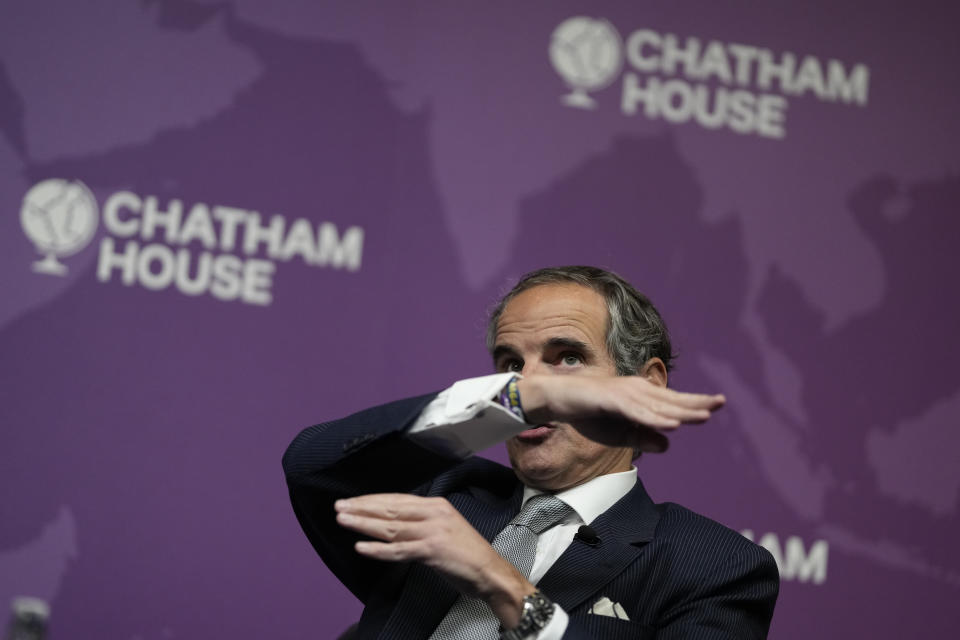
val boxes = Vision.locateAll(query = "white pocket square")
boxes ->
[587,596,630,620]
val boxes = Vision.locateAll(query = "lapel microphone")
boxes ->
[574,525,600,546]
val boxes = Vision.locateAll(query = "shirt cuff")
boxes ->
[407,373,527,458]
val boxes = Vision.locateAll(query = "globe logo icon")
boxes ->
[20,179,99,276]
[549,17,624,109]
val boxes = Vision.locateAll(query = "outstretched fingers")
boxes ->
[335,493,448,519]
[354,539,426,562]
[336,510,431,542]
[628,383,725,427]
[641,383,725,409]
[335,494,439,544]
[334,494,475,563]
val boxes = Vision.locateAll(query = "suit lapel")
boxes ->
[537,479,660,613]
[456,483,524,542]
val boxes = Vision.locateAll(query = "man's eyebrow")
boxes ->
[492,338,597,364]
[492,344,520,362]
[545,337,596,356]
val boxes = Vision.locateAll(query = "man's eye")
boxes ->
[503,360,523,372]
[561,354,583,366]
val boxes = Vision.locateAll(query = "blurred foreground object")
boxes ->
[5,598,49,640]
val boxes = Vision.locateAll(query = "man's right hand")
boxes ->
[516,374,725,453]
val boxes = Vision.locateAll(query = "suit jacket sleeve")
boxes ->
[282,392,464,603]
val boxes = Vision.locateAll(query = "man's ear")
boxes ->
[639,357,668,388]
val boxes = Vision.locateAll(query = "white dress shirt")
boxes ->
[408,373,638,640]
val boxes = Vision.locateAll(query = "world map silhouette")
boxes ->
[0,2,957,638]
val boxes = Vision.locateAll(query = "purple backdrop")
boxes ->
[2,1,958,637]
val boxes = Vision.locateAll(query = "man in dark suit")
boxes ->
[283,266,778,639]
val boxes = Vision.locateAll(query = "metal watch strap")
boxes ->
[500,590,554,640]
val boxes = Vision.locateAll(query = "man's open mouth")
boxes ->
[516,424,556,440]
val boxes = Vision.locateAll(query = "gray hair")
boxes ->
[485,266,675,375]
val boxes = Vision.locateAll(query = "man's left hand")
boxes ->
[335,493,533,628]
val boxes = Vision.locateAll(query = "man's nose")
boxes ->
[521,359,545,377]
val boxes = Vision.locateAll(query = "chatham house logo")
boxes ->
[549,16,623,109]
[21,179,99,276]
[547,15,871,139]
[18,178,366,307]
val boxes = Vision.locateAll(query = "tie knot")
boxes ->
[512,494,571,534]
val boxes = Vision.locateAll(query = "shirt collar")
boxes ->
[521,466,638,525]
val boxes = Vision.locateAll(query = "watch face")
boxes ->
[528,593,550,625]
[505,591,554,639]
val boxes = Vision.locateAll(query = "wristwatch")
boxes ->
[500,590,554,640]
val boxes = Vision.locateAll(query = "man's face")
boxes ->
[493,283,634,491]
